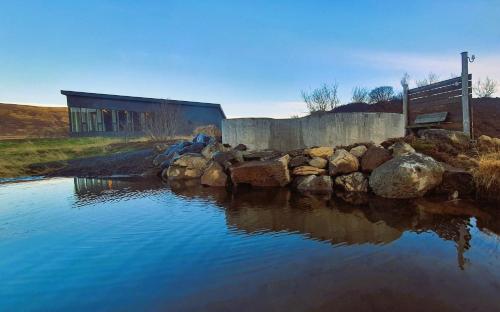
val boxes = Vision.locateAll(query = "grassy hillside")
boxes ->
[0,137,152,178]
[0,103,69,139]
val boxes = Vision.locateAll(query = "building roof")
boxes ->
[61,90,226,118]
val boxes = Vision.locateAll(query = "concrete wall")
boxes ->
[222,112,405,151]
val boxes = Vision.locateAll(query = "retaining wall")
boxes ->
[222,112,405,151]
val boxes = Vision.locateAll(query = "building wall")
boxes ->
[65,94,225,137]
[222,113,405,151]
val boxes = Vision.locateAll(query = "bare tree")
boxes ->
[474,77,498,98]
[351,87,369,103]
[369,86,394,103]
[301,83,340,113]
[415,72,439,87]
[144,103,182,141]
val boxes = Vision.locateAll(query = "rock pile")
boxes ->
[152,133,454,200]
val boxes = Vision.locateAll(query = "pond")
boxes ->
[0,177,499,311]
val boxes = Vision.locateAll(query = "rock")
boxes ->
[201,161,228,187]
[192,133,214,144]
[153,153,169,167]
[179,142,206,155]
[369,153,445,198]
[292,166,326,176]
[164,154,209,180]
[334,172,368,192]
[418,129,470,149]
[293,175,333,194]
[289,155,310,168]
[230,155,290,187]
[361,146,392,172]
[328,149,359,176]
[434,164,475,197]
[213,150,244,170]
[243,150,284,161]
[154,143,170,154]
[388,141,415,157]
[201,142,230,159]
[288,149,306,157]
[233,144,247,151]
[349,145,368,158]
[159,152,180,170]
[309,157,328,169]
[305,147,334,159]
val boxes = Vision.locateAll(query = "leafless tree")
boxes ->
[301,83,340,113]
[351,87,369,103]
[369,86,394,103]
[415,72,439,87]
[144,103,182,141]
[474,77,498,98]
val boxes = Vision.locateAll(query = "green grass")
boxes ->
[0,137,151,178]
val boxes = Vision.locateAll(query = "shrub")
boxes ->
[369,86,394,103]
[474,77,497,98]
[193,125,222,138]
[351,87,369,103]
[473,151,500,202]
[301,83,340,112]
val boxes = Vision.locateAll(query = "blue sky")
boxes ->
[1,0,499,117]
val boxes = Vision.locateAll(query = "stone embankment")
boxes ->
[151,129,488,202]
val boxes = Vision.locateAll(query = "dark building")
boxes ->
[61,90,226,137]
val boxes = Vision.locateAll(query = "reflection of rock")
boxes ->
[225,189,403,245]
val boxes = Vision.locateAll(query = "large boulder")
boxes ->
[388,141,415,157]
[434,165,475,197]
[361,146,392,172]
[309,157,328,169]
[164,154,209,180]
[201,161,228,187]
[233,144,247,151]
[305,147,334,159]
[289,155,310,168]
[369,153,445,198]
[243,150,283,161]
[349,145,368,158]
[292,166,326,176]
[335,172,368,192]
[213,150,244,170]
[230,155,290,187]
[293,175,333,194]
[159,152,180,170]
[201,142,230,159]
[328,149,359,176]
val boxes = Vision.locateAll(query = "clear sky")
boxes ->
[1,0,499,117]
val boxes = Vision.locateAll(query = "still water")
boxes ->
[0,177,499,311]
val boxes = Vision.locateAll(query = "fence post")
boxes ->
[461,52,471,137]
[402,83,409,134]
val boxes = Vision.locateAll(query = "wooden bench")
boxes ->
[407,112,449,129]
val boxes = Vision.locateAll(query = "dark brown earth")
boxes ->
[30,148,158,178]
[331,98,500,138]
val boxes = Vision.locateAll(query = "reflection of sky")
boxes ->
[0,178,499,311]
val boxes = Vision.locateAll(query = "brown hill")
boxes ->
[0,103,68,139]
[332,98,500,138]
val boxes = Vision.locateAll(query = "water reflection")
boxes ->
[73,177,499,271]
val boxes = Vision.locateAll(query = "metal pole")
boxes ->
[402,83,409,134]
[461,52,471,137]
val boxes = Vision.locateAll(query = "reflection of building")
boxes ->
[62,90,226,137]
